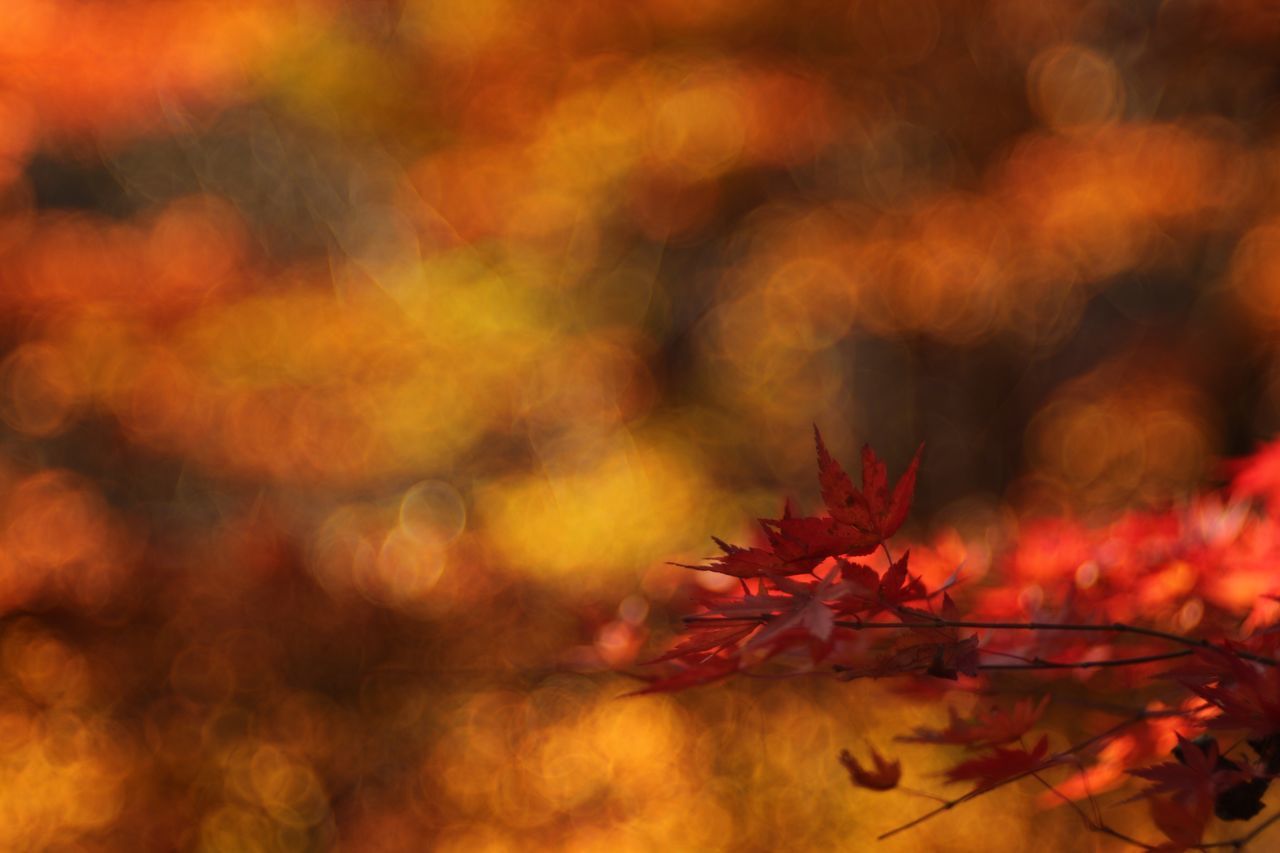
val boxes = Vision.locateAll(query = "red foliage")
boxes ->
[636,428,1280,849]
[943,735,1055,790]
[899,696,1050,749]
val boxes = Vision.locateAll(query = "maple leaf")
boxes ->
[643,622,757,665]
[814,427,922,542]
[830,552,928,618]
[839,746,901,791]
[1149,793,1212,852]
[829,558,881,615]
[681,435,922,580]
[684,536,804,579]
[836,634,979,681]
[878,551,928,610]
[739,567,838,663]
[626,655,739,696]
[1179,648,1280,740]
[899,697,1050,750]
[943,735,1054,790]
[1129,735,1224,797]
[1129,735,1269,824]
[762,513,880,566]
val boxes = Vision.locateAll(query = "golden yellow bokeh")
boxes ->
[0,0,1275,849]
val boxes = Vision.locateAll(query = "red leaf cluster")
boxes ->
[636,430,1280,849]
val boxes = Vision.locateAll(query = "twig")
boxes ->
[681,614,1280,667]
[976,649,1193,671]
[1029,769,1155,851]
[877,711,1157,841]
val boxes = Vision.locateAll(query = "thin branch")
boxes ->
[976,649,1194,671]
[877,711,1157,841]
[1029,769,1155,851]
[681,614,1280,667]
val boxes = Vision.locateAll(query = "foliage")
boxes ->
[640,429,1280,850]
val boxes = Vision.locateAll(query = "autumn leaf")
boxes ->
[680,536,801,579]
[840,746,901,791]
[626,656,739,696]
[643,622,757,665]
[899,697,1050,750]
[762,513,880,566]
[681,434,923,581]
[1129,735,1269,824]
[1149,793,1212,851]
[836,635,979,681]
[943,735,1054,789]
[878,551,928,610]
[739,566,838,663]
[1128,734,1225,798]
[814,427,922,542]
[1179,648,1280,740]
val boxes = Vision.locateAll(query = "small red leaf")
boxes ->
[944,735,1054,789]
[1149,793,1211,850]
[899,697,1050,750]
[627,656,739,696]
[642,623,756,665]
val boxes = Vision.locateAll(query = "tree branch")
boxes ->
[976,649,1194,671]
[681,614,1280,667]
[1029,769,1156,851]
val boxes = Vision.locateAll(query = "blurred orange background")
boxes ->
[1,0,1279,849]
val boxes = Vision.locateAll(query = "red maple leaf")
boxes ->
[761,513,881,566]
[626,655,740,696]
[899,697,1050,750]
[814,427,922,543]
[1127,735,1261,849]
[1127,735,1233,799]
[693,537,791,578]
[831,552,929,617]
[682,434,923,579]
[943,735,1054,789]
[839,745,901,791]
[739,567,839,663]
[1178,648,1280,740]
[878,551,928,609]
[1149,793,1212,852]
[643,622,757,665]
[836,634,979,681]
